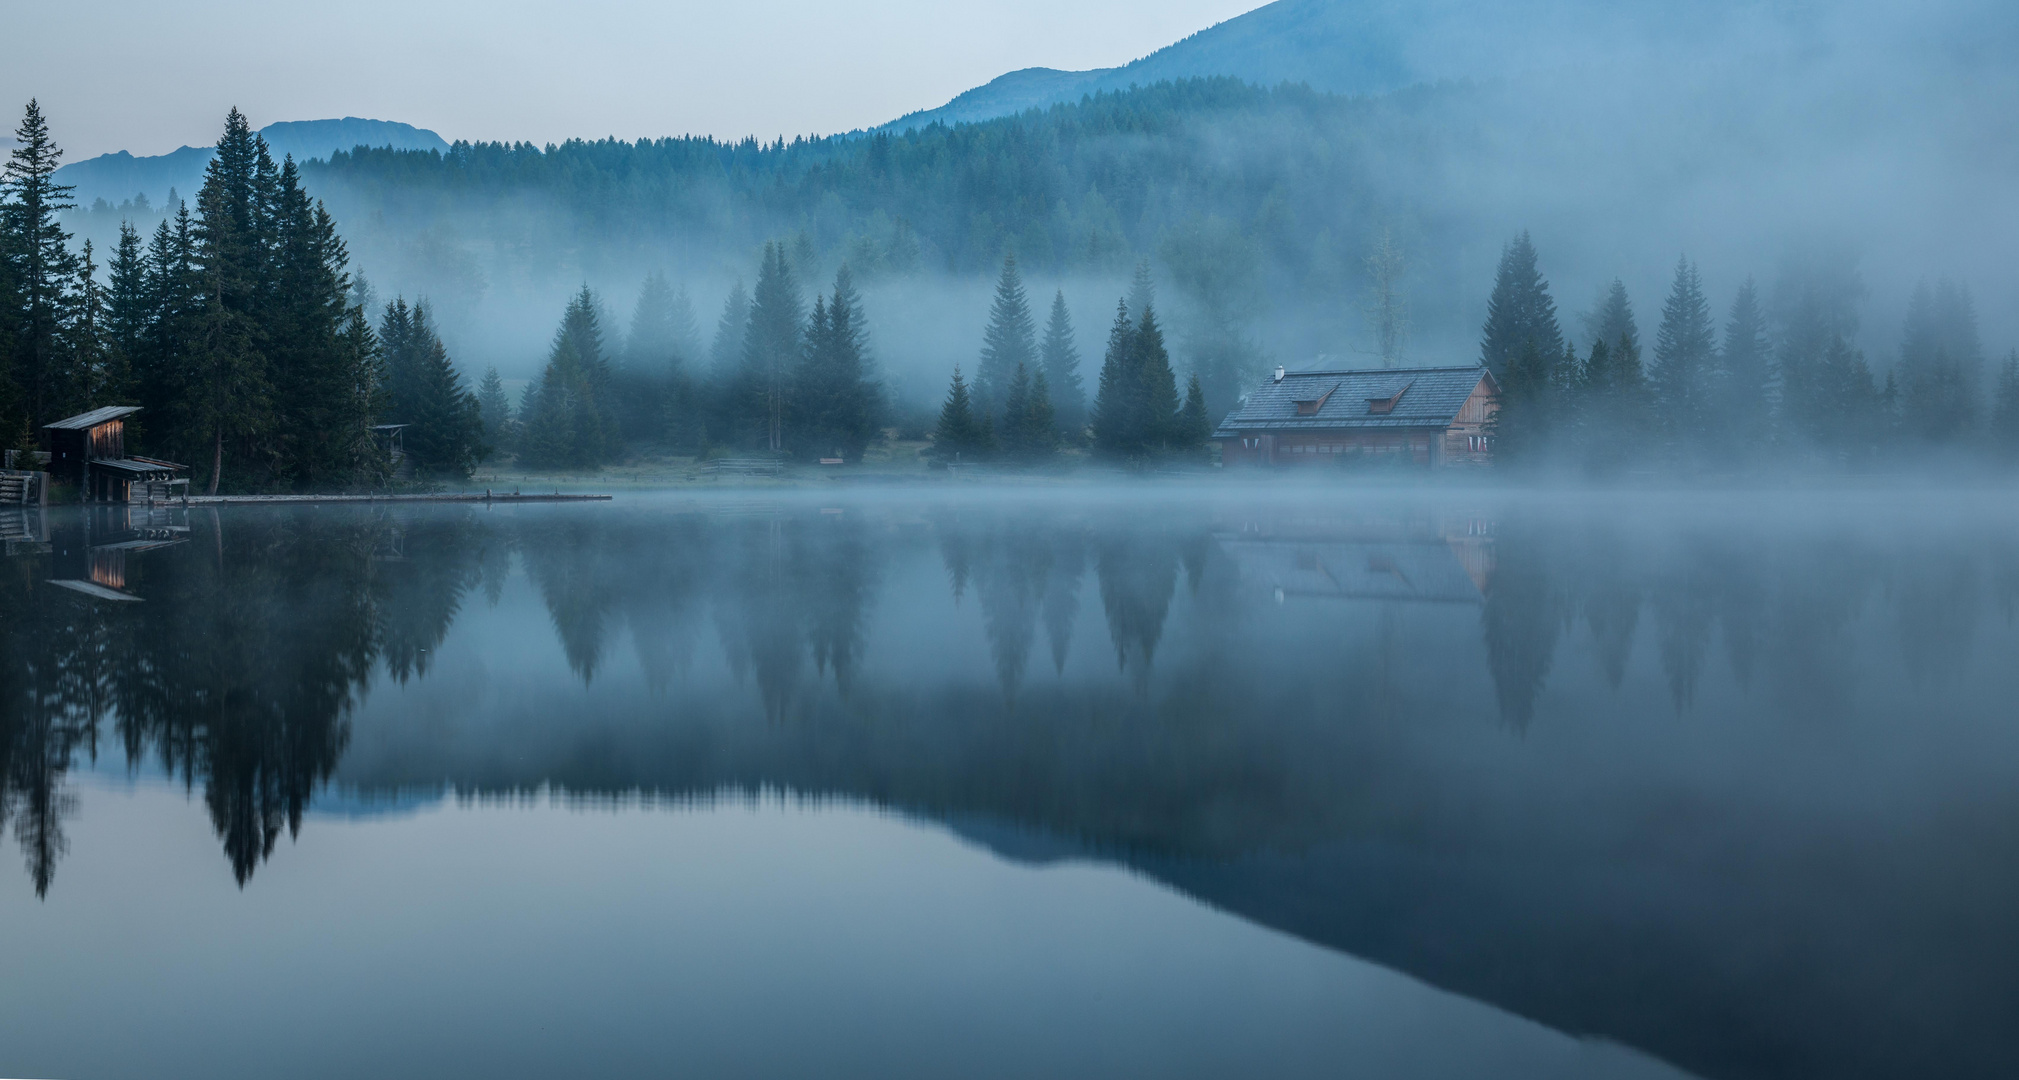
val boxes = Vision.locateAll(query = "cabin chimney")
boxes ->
[1274,365,1285,382]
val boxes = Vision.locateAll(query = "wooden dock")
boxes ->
[177,492,612,505]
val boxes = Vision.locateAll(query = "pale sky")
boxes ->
[11,0,1266,159]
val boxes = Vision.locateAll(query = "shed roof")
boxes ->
[44,405,141,430]
[88,457,184,478]
[1214,366,1494,436]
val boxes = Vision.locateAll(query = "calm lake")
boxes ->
[2,488,2016,1080]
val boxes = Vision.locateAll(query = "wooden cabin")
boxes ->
[43,406,190,502]
[1215,365,1499,468]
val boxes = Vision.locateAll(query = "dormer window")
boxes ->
[1366,379,1414,414]
[1293,382,1340,416]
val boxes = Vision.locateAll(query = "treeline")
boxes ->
[482,241,884,466]
[1480,233,2019,471]
[0,102,483,492]
[477,247,1213,470]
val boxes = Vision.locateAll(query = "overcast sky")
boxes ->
[10,0,1264,159]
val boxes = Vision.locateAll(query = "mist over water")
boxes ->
[4,488,2018,1079]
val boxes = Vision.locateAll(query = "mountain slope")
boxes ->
[887,0,2014,131]
[57,117,449,207]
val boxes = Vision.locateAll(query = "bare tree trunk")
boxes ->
[207,429,222,495]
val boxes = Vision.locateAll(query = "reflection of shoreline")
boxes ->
[7,498,2019,1080]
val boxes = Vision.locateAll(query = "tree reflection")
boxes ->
[6,498,2019,897]
[1096,528,1181,690]
[1482,521,1564,730]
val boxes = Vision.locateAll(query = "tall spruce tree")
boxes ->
[133,204,199,458]
[1490,339,1559,465]
[1898,279,1979,442]
[380,299,480,478]
[104,221,148,406]
[475,366,512,456]
[709,280,749,382]
[932,366,991,461]
[64,241,107,407]
[1771,251,1864,448]
[1000,360,1032,458]
[1718,278,1771,455]
[1091,298,1182,458]
[519,287,619,468]
[975,253,1037,422]
[625,271,696,372]
[1135,305,1180,450]
[189,109,276,492]
[738,243,802,451]
[1091,299,1136,456]
[1022,367,1057,460]
[1652,256,1717,451]
[1176,373,1211,457]
[3,100,82,434]
[1480,232,1563,382]
[790,266,883,461]
[1583,279,1639,357]
[1127,261,1156,327]
[1990,352,2019,459]
[269,156,379,488]
[1039,290,1084,439]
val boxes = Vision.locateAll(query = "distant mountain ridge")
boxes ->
[57,117,449,208]
[883,0,1990,131]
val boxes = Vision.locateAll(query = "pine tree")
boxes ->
[975,253,1036,422]
[1176,373,1211,457]
[625,270,691,372]
[700,279,749,447]
[1091,299,1136,457]
[3,99,83,432]
[1772,252,1865,448]
[1000,360,1031,458]
[708,280,748,383]
[738,243,802,451]
[1652,256,1717,452]
[932,366,991,462]
[1479,232,1563,382]
[789,266,883,461]
[1039,289,1085,439]
[1490,339,1558,465]
[1718,278,1771,455]
[64,240,107,407]
[133,204,199,459]
[381,299,481,478]
[476,365,512,455]
[1022,367,1057,461]
[269,156,379,488]
[614,270,681,442]
[188,109,277,492]
[1899,279,1978,442]
[1135,304,1180,451]
[1583,279,1639,357]
[104,221,148,405]
[1127,261,1156,327]
[519,288,619,468]
[1989,351,2019,459]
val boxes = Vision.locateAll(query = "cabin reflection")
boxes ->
[1217,516,1495,604]
[48,506,190,601]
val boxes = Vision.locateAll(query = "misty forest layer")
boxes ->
[18,0,2019,486]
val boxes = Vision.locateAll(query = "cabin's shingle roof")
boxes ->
[45,405,141,430]
[1214,366,1493,436]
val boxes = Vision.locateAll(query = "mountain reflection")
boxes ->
[5,494,2019,1078]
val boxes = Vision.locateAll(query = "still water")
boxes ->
[2,488,2016,1080]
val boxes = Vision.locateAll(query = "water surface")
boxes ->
[3,489,2016,1080]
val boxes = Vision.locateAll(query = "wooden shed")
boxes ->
[43,406,190,503]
